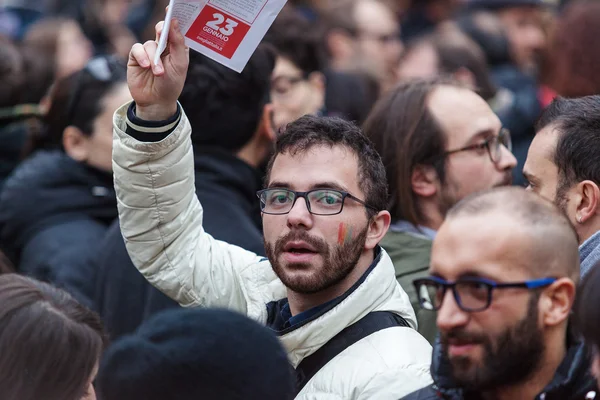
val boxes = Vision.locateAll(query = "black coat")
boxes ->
[402,332,598,400]
[79,147,266,339]
[0,150,117,286]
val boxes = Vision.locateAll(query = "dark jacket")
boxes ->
[402,331,598,400]
[84,147,266,339]
[0,150,117,285]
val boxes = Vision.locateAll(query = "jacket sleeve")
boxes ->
[112,102,264,313]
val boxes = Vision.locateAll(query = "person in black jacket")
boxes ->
[0,56,129,289]
[402,187,598,400]
[81,47,277,339]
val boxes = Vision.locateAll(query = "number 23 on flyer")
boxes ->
[186,5,250,59]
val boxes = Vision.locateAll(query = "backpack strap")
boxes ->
[295,311,411,394]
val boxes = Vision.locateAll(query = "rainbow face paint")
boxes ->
[337,223,353,245]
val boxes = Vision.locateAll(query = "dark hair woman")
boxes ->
[0,56,130,299]
[0,273,106,400]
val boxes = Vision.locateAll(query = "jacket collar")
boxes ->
[273,247,418,367]
[579,230,600,278]
[429,328,597,400]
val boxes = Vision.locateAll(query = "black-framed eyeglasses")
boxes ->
[65,55,126,125]
[442,128,512,164]
[257,188,378,216]
[413,275,557,312]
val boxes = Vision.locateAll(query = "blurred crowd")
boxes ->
[4,0,600,399]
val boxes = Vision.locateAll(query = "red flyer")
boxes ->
[160,0,287,72]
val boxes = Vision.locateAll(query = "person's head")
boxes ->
[23,17,93,79]
[38,56,129,172]
[417,187,578,392]
[397,29,497,101]
[0,251,14,274]
[547,0,600,97]
[0,274,106,400]
[524,96,600,244]
[0,36,24,108]
[261,115,390,299]
[322,0,403,87]
[96,308,295,400]
[264,9,326,130]
[467,0,548,72]
[455,10,512,67]
[362,78,516,229]
[574,260,600,388]
[179,47,276,168]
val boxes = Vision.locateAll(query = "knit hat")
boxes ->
[466,0,556,10]
[96,308,295,400]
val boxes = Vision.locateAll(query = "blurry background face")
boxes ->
[262,146,371,294]
[352,0,403,86]
[56,21,93,79]
[270,57,325,130]
[431,215,546,391]
[428,87,516,215]
[497,6,546,72]
[397,42,439,81]
[85,83,131,172]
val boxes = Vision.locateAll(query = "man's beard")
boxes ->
[441,293,545,392]
[438,172,513,217]
[265,225,369,294]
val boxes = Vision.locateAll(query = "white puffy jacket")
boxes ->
[112,103,433,399]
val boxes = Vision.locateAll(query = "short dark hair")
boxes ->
[265,115,388,216]
[536,96,600,192]
[0,36,24,108]
[363,77,464,224]
[35,56,127,151]
[428,30,497,101]
[448,186,580,281]
[0,274,106,400]
[264,8,325,75]
[179,45,276,152]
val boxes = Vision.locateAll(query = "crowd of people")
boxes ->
[3,0,600,399]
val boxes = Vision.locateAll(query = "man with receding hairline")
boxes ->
[402,187,597,400]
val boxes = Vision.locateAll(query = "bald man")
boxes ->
[402,187,598,400]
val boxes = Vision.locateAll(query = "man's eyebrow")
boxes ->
[462,128,496,146]
[309,182,349,192]
[267,181,292,189]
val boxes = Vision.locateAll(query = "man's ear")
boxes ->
[62,126,90,163]
[540,277,576,327]
[307,71,326,91]
[575,180,600,224]
[257,103,276,142]
[365,210,391,250]
[412,164,439,198]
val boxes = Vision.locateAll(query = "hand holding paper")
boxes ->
[127,18,189,121]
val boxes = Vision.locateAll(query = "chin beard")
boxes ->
[265,225,369,294]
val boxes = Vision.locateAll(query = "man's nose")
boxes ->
[436,290,470,333]
[286,196,313,229]
[497,144,518,171]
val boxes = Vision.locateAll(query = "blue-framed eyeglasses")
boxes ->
[413,276,557,312]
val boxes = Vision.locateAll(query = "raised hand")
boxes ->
[127,18,190,121]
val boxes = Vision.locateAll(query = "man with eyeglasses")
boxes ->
[111,19,433,399]
[402,187,598,400]
[364,78,517,344]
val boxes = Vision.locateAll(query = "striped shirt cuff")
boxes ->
[125,103,181,142]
